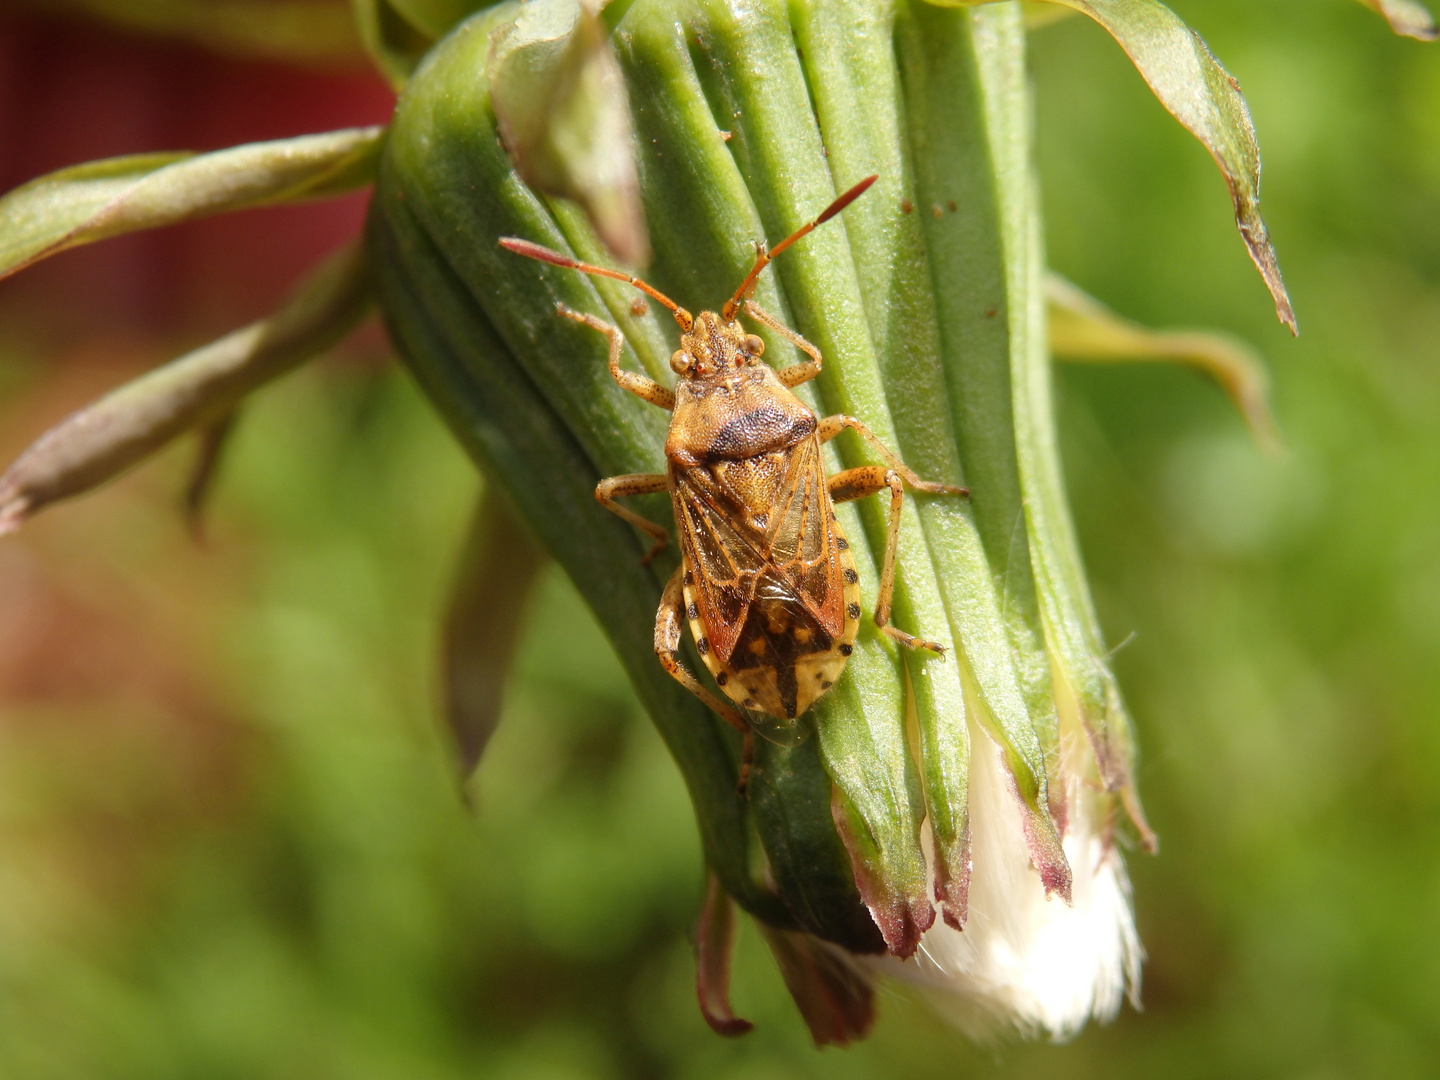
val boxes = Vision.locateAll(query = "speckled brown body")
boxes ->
[499,175,965,790]
[666,328,861,722]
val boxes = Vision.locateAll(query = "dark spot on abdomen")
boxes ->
[777,664,798,719]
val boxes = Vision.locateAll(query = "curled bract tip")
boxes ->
[488,0,650,266]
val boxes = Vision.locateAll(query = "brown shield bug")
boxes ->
[501,176,967,789]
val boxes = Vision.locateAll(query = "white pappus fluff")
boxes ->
[869,712,1143,1042]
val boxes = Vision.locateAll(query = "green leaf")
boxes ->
[0,241,372,535]
[0,127,384,282]
[443,490,549,785]
[940,0,1297,334]
[970,1,1156,851]
[488,0,649,265]
[1048,272,1281,453]
[1356,0,1438,40]
[788,0,975,935]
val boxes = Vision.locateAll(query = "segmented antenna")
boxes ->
[722,174,878,321]
[497,238,693,330]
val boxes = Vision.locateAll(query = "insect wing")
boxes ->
[671,464,764,664]
[671,435,844,668]
[762,436,845,643]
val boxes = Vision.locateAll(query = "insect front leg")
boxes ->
[596,473,670,563]
[655,565,754,795]
[818,414,969,497]
[828,466,947,656]
[741,300,824,388]
[555,304,676,411]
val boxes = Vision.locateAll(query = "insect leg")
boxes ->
[818,415,969,497]
[596,473,670,563]
[828,466,947,656]
[555,304,677,410]
[741,300,824,388]
[655,565,754,795]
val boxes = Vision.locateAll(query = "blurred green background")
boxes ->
[1,0,1438,1076]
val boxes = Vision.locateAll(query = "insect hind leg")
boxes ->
[827,466,948,657]
[655,565,754,794]
[818,415,969,497]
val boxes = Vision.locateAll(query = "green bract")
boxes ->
[0,128,384,282]
[369,0,1145,972]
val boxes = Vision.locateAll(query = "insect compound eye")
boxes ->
[670,349,691,375]
[744,334,765,357]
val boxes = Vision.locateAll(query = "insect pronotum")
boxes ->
[501,176,967,791]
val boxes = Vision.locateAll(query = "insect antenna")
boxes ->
[722,174,878,321]
[498,238,693,330]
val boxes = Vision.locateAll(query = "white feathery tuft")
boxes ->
[869,711,1142,1042]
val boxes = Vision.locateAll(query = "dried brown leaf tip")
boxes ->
[695,874,753,1038]
[758,925,875,1048]
[830,786,933,959]
[1357,0,1438,40]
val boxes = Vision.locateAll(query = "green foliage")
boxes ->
[0,129,383,283]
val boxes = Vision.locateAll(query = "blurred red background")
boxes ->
[0,7,393,341]
[0,7,395,939]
